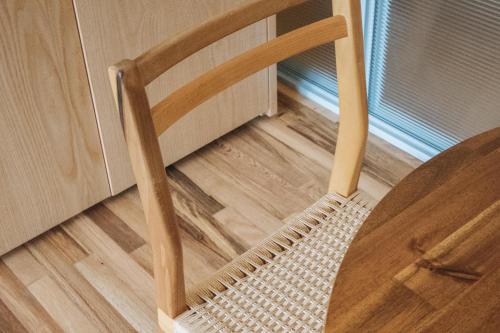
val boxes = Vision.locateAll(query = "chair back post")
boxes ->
[329,0,369,197]
[108,60,187,326]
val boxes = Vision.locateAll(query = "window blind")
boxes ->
[369,0,500,151]
[277,0,338,97]
[277,0,500,157]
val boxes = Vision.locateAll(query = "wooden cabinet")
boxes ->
[0,0,276,254]
[73,0,277,194]
[0,0,110,254]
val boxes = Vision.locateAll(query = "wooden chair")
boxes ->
[109,0,369,331]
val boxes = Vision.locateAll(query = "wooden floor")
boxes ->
[0,86,421,333]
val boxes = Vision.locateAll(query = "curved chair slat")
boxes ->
[151,16,347,136]
[135,0,308,85]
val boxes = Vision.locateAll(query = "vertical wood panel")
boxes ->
[0,0,110,255]
[266,16,278,116]
[73,0,273,194]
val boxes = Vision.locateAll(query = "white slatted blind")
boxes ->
[278,0,500,155]
[277,0,337,96]
[370,0,500,150]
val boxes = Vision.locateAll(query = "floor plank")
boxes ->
[28,276,101,333]
[0,296,28,333]
[2,247,48,286]
[0,261,63,332]
[63,216,155,310]
[26,230,135,332]
[75,255,155,333]
[85,205,145,254]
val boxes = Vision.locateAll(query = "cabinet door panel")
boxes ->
[73,0,273,194]
[0,0,110,254]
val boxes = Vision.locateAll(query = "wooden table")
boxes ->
[325,127,500,332]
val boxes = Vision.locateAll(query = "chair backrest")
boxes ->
[108,0,367,327]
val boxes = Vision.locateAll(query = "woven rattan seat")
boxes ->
[175,192,373,332]
[110,1,369,331]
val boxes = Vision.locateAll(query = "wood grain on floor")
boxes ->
[0,88,420,332]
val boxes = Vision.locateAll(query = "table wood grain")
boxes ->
[325,127,500,332]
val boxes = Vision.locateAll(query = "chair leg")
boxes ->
[329,0,369,197]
